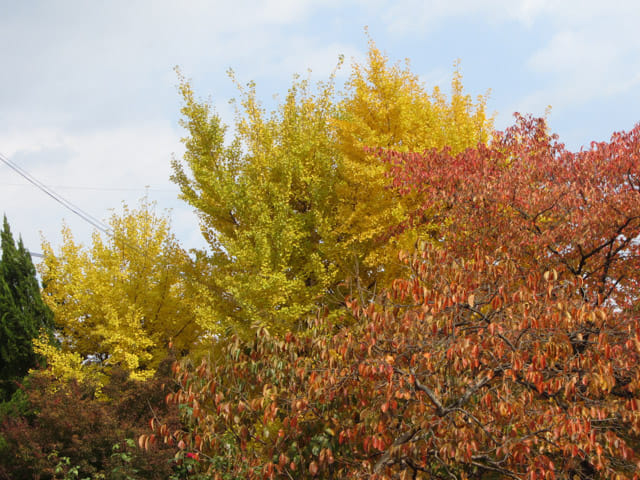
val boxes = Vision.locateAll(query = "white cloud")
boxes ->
[377,1,640,140]
[379,0,640,32]
[519,16,640,114]
[4,0,640,253]
[265,40,364,81]
[0,121,208,255]
[0,0,345,131]
[0,0,361,252]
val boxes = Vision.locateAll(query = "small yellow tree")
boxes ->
[39,200,200,381]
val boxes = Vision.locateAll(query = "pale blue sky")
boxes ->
[2,0,640,254]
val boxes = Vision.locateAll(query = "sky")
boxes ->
[2,0,640,256]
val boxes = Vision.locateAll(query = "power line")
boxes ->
[0,151,112,235]
[0,151,143,255]
[0,182,177,193]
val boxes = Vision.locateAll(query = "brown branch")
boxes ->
[450,373,494,410]
[471,460,521,480]
[373,427,420,473]
[406,368,446,416]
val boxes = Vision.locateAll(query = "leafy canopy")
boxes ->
[334,40,491,284]
[0,362,180,480]
[39,200,200,382]
[151,117,640,480]
[171,39,492,338]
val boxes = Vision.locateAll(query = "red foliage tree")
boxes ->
[148,117,640,479]
[384,114,640,311]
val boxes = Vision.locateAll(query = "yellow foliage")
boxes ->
[173,69,341,338]
[172,38,493,337]
[39,199,200,380]
[334,39,492,283]
[31,330,105,393]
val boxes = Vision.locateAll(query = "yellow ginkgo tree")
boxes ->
[173,69,342,337]
[39,200,200,382]
[334,42,492,285]
[172,39,493,338]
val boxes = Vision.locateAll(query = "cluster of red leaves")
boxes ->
[149,116,640,479]
[383,114,640,311]
[0,360,181,480]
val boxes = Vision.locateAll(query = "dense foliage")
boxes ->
[148,116,640,479]
[0,359,181,480]
[171,40,492,337]
[5,40,640,480]
[39,200,201,382]
[0,216,54,401]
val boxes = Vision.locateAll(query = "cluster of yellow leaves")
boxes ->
[334,38,492,284]
[31,330,105,394]
[39,200,200,383]
[172,38,493,338]
[174,70,341,338]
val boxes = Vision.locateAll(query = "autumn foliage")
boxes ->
[39,200,201,382]
[148,116,640,479]
[171,40,491,337]
[5,38,640,480]
[384,114,640,311]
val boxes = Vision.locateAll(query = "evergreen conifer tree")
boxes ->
[0,216,53,400]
